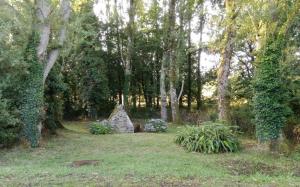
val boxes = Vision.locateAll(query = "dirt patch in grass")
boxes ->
[69,160,100,167]
[223,160,279,176]
[292,167,300,177]
[119,174,203,187]
[159,179,200,187]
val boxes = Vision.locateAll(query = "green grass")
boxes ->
[0,121,299,186]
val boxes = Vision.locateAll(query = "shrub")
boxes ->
[175,122,240,153]
[144,119,167,132]
[89,122,112,135]
[0,96,20,148]
[231,104,255,136]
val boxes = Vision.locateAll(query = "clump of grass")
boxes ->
[89,122,112,135]
[175,122,240,153]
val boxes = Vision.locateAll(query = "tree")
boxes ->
[168,0,181,123]
[160,0,169,121]
[20,0,71,147]
[183,0,197,111]
[123,0,136,109]
[253,1,300,152]
[196,1,205,110]
[217,0,237,122]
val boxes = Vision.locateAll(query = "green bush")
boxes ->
[175,122,240,153]
[89,122,112,135]
[144,119,167,132]
[0,95,20,148]
[231,104,255,136]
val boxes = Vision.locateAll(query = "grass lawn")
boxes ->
[0,121,300,186]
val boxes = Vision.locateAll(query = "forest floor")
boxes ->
[0,121,300,187]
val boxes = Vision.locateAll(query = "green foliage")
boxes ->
[44,64,66,133]
[253,36,290,142]
[63,2,113,119]
[89,122,112,135]
[0,1,29,147]
[144,119,167,132]
[175,122,240,153]
[0,95,20,147]
[231,104,255,136]
[20,33,44,148]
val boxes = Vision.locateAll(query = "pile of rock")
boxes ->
[98,105,134,133]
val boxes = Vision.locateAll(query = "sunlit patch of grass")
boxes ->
[0,121,299,186]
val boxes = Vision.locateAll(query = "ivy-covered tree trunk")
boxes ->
[20,0,49,147]
[19,0,71,147]
[217,0,236,122]
[20,33,44,148]
[253,35,289,152]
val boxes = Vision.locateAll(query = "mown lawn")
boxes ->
[0,121,299,186]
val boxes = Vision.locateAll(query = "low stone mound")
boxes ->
[107,105,134,133]
[144,119,167,132]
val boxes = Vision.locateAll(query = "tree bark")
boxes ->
[36,0,51,63]
[33,0,70,144]
[217,0,235,122]
[160,0,170,121]
[156,53,160,109]
[42,0,71,83]
[160,54,167,121]
[187,14,192,111]
[170,81,180,123]
[123,0,135,109]
[197,3,205,110]
[168,0,181,123]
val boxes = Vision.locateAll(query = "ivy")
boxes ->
[20,32,44,148]
[253,35,291,143]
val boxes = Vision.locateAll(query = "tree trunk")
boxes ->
[197,4,205,110]
[36,0,51,63]
[170,81,181,123]
[123,0,135,109]
[156,64,160,109]
[217,0,235,122]
[43,0,71,83]
[20,32,44,148]
[115,0,125,106]
[187,15,192,111]
[168,0,181,123]
[21,0,70,147]
[160,54,167,121]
